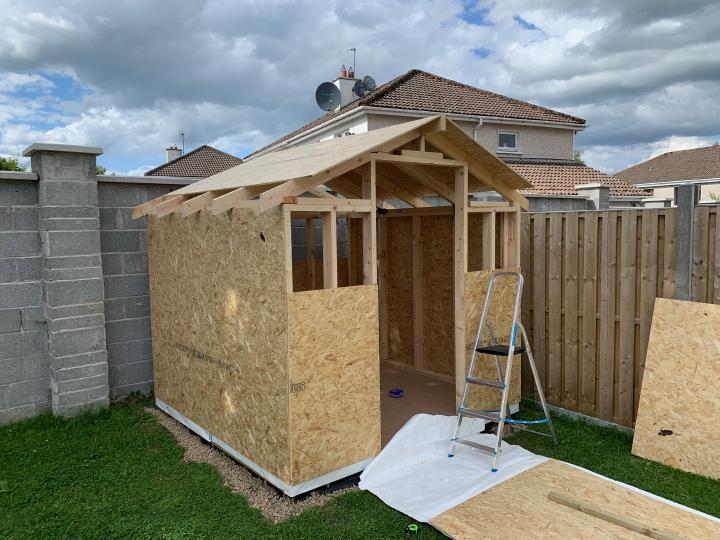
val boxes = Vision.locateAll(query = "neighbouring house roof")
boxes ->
[145,145,242,178]
[507,160,651,197]
[165,116,530,202]
[251,69,586,157]
[615,144,720,185]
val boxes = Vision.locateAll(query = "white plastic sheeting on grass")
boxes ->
[359,414,547,522]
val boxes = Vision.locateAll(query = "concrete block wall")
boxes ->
[98,181,184,399]
[0,173,48,424]
[0,144,192,425]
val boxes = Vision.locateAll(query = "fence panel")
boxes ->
[520,207,720,427]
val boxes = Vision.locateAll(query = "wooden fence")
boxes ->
[520,206,720,427]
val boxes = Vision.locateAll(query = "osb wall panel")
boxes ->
[385,217,414,364]
[632,298,720,480]
[464,270,521,410]
[148,207,291,482]
[292,258,349,292]
[467,213,485,271]
[431,459,719,539]
[288,285,381,483]
[421,215,454,376]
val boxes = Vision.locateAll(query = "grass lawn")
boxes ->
[1,397,717,539]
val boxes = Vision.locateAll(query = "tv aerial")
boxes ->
[315,82,341,112]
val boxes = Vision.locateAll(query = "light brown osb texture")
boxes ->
[467,213,486,271]
[385,217,414,365]
[431,459,719,539]
[632,298,720,479]
[287,285,381,484]
[147,207,292,482]
[421,215,455,376]
[464,270,521,409]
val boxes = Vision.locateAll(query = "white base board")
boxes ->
[155,398,372,497]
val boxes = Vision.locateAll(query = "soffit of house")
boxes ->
[170,116,530,197]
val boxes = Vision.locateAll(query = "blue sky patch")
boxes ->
[472,47,492,58]
[513,15,538,31]
[461,1,493,26]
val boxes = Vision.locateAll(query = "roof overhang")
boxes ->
[133,115,531,218]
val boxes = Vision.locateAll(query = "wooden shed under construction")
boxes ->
[134,115,530,496]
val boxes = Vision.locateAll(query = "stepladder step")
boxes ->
[465,376,505,389]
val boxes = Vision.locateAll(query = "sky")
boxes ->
[0,0,718,175]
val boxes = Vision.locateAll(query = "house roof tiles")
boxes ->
[145,145,242,178]
[616,144,720,185]
[251,69,585,156]
[507,160,650,197]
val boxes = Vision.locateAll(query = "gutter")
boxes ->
[637,177,720,189]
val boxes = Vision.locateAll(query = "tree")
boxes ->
[96,165,107,176]
[574,149,585,164]
[0,156,25,171]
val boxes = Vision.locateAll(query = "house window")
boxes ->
[498,131,519,153]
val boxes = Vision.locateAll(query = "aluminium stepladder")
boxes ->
[448,270,557,472]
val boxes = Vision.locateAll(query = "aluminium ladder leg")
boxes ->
[448,271,557,472]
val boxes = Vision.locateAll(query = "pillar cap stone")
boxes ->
[575,182,610,191]
[23,143,103,157]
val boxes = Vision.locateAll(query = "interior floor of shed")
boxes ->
[380,363,456,447]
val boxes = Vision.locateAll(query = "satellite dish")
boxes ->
[315,82,341,111]
[363,75,377,91]
[353,79,367,97]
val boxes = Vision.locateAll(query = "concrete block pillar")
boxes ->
[674,184,696,301]
[575,183,610,210]
[23,143,110,416]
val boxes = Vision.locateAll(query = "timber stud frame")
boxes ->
[135,115,530,496]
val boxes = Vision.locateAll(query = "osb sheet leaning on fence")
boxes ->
[632,298,720,480]
[287,285,381,484]
[147,207,292,482]
[430,459,719,539]
[464,270,521,410]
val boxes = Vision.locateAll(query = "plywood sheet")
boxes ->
[385,216,414,365]
[431,459,719,539]
[288,285,381,484]
[421,215,455,376]
[464,270,521,410]
[148,207,291,482]
[632,298,720,479]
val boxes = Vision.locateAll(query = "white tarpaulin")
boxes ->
[359,414,547,522]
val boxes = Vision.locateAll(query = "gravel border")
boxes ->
[147,407,357,523]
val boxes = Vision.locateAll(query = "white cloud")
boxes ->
[0,0,717,173]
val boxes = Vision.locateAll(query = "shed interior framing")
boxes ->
[136,115,530,494]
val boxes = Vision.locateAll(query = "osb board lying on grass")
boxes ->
[288,285,381,484]
[385,216,414,365]
[147,207,291,483]
[464,270,521,410]
[632,298,720,480]
[421,215,455,377]
[431,459,719,539]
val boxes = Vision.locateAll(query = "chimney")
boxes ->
[165,144,181,162]
[333,65,360,108]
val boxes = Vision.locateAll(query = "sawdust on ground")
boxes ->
[147,407,357,523]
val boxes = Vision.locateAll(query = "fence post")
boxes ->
[24,143,110,416]
[674,184,696,301]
